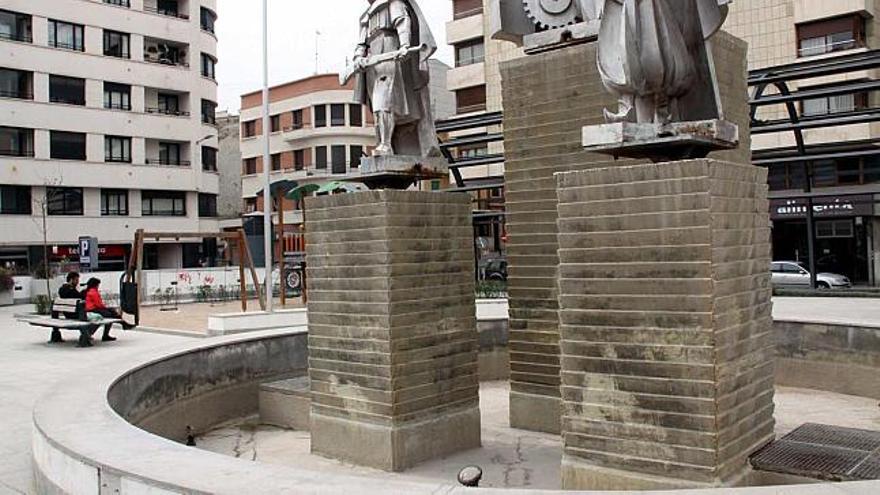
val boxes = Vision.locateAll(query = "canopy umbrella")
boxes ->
[315,181,370,194]
[254,179,298,199]
[285,183,321,201]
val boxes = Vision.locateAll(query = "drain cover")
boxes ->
[751,423,880,482]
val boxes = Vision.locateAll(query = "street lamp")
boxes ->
[261,0,274,312]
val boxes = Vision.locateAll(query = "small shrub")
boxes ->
[34,295,52,315]
[0,268,14,292]
[476,280,507,299]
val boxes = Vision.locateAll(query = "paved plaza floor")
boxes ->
[0,305,192,494]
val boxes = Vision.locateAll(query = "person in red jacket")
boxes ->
[84,278,119,342]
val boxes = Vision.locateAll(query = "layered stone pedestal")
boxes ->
[500,31,750,436]
[304,190,481,472]
[556,159,775,490]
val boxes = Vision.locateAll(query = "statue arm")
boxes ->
[354,16,368,59]
[390,0,413,49]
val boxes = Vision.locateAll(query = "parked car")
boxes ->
[770,261,851,289]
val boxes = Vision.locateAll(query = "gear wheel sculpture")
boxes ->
[522,0,580,30]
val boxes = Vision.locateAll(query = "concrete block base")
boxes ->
[561,455,750,491]
[509,391,560,434]
[310,406,482,472]
[259,377,310,431]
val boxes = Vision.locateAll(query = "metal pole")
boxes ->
[261,0,274,312]
[804,161,818,289]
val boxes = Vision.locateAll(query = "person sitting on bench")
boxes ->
[55,272,98,346]
[84,278,119,342]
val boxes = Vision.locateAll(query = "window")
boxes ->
[0,68,32,99]
[0,126,33,157]
[48,20,84,51]
[315,146,327,169]
[202,146,218,171]
[142,190,186,216]
[105,136,131,163]
[458,144,489,159]
[244,197,257,213]
[156,93,181,115]
[802,91,867,117]
[455,39,485,67]
[158,142,182,165]
[456,85,487,114]
[146,42,186,66]
[0,9,32,43]
[201,53,216,80]
[200,7,216,33]
[350,145,364,169]
[104,82,131,110]
[331,145,346,174]
[47,187,83,216]
[103,30,130,58]
[331,104,346,126]
[271,153,282,171]
[348,104,363,127]
[198,193,218,217]
[270,115,281,133]
[242,120,257,138]
[202,99,217,124]
[243,158,257,175]
[50,131,86,160]
[101,189,128,216]
[49,75,85,105]
[314,105,326,127]
[156,0,181,17]
[452,0,483,19]
[0,185,31,214]
[797,15,865,57]
[294,149,305,171]
[817,219,854,239]
[292,109,304,129]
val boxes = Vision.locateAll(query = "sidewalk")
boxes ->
[773,296,880,327]
[0,305,192,494]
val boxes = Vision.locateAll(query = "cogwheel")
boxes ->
[523,0,580,30]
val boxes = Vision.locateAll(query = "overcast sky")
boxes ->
[215,0,454,113]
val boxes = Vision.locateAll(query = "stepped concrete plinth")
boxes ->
[556,159,776,490]
[500,31,750,435]
[304,190,481,472]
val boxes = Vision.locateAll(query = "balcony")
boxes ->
[146,158,191,166]
[103,0,131,7]
[0,148,34,158]
[0,88,32,99]
[143,0,190,20]
[144,38,190,68]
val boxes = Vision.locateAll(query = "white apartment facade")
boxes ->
[0,0,221,271]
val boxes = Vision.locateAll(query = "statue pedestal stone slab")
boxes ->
[556,159,775,490]
[305,190,481,472]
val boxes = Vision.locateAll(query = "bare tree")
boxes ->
[31,176,64,299]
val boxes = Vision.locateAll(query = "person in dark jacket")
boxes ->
[56,271,97,347]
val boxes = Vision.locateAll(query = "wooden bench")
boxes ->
[20,299,124,347]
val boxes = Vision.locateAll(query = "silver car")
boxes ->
[770,261,851,289]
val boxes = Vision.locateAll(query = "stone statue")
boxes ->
[598,0,732,125]
[343,0,440,158]
[490,0,732,125]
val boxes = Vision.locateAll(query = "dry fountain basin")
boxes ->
[32,319,880,494]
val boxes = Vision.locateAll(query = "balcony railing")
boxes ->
[103,0,131,7]
[49,95,86,106]
[145,107,190,116]
[0,89,33,100]
[105,102,132,111]
[146,158,191,166]
[144,56,189,68]
[143,5,189,19]
[49,40,84,52]
[0,148,35,157]
[799,39,863,58]
[0,31,32,43]
[453,6,483,20]
[282,123,312,132]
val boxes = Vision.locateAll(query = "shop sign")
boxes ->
[770,195,874,220]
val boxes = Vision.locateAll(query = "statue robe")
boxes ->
[597,0,729,122]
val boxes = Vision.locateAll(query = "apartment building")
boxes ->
[448,0,880,285]
[238,74,376,247]
[727,0,880,285]
[0,0,221,272]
